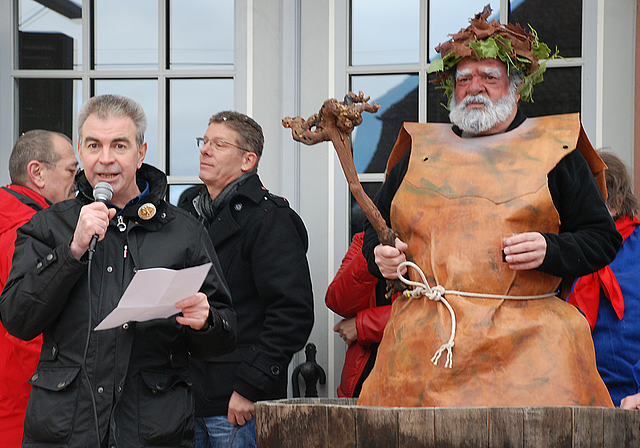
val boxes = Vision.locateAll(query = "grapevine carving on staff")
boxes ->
[282,91,405,297]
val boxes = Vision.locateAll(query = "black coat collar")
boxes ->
[76,163,171,229]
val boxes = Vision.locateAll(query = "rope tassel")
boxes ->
[398,262,456,368]
[396,261,557,369]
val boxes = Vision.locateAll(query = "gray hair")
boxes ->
[599,150,638,220]
[77,94,147,148]
[209,111,264,165]
[9,130,72,185]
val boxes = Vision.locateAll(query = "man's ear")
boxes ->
[241,152,258,172]
[26,160,46,188]
[137,142,148,168]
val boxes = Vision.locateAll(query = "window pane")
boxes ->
[18,0,82,69]
[170,0,234,70]
[429,1,500,61]
[351,0,419,66]
[18,78,81,139]
[518,67,581,117]
[168,79,234,176]
[169,184,200,206]
[350,182,382,239]
[427,71,452,124]
[510,0,581,58]
[94,80,159,168]
[94,0,158,70]
[350,74,418,174]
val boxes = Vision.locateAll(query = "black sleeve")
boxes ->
[0,212,85,341]
[540,149,622,277]
[362,150,410,279]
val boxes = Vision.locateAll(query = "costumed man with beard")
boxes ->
[358,7,621,407]
[0,130,78,448]
[0,94,236,447]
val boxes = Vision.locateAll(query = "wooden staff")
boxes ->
[282,91,404,296]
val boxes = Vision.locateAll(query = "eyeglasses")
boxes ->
[196,137,250,153]
[40,161,79,177]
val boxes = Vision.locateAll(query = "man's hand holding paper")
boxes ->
[94,263,213,331]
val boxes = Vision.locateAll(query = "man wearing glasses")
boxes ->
[179,111,314,448]
[0,129,77,448]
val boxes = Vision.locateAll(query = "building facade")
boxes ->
[0,0,638,397]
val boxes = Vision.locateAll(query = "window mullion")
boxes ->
[157,0,167,173]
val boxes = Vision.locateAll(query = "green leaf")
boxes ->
[428,57,444,74]
[470,38,500,59]
[532,41,551,59]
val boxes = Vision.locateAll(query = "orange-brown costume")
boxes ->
[357,114,614,407]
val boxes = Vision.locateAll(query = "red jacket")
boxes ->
[0,185,47,448]
[325,232,392,397]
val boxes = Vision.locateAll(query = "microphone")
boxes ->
[88,182,113,259]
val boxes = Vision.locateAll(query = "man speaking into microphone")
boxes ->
[0,94,236,448]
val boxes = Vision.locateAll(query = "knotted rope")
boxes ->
[396,261,557,369]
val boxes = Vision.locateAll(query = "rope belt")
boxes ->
[396,261,557,369]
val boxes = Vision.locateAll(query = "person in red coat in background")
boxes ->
[325,231,395,397]
[0,130,77,448]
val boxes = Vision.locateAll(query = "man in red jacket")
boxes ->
[0,129,77,447]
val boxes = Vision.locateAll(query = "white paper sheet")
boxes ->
[94,262,212,331]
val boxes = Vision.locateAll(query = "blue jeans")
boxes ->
[195,416,256,448]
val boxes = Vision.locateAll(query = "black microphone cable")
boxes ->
[84,181,113,447]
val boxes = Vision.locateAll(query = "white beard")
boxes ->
[449,90,516,135]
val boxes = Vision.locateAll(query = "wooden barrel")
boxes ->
[255,398,640,447]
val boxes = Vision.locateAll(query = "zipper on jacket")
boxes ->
[123,244,128,259]
[117,216,127,232]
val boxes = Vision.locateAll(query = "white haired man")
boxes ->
[0,95,236,447]
[359,8,621,408]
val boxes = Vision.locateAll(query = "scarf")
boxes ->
[568,215,640,329]
[195,171,256,223]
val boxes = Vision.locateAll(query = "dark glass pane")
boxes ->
[18,0,82,69]
[518,67,581,117]
[351,0,419,66]
[350,74,418,174]
[427,72,451,124]
[429,0,500,61]
[18,78,79,138]
[350,182,382,239]
[509,0,582,58]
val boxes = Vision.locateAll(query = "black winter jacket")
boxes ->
[0,164,236,448]
[179,173,314,417]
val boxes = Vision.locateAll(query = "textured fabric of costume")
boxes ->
[358,114,613,407]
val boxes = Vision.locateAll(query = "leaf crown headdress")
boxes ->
[428,5,559,104]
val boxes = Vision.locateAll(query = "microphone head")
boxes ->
[93,182,113,203]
